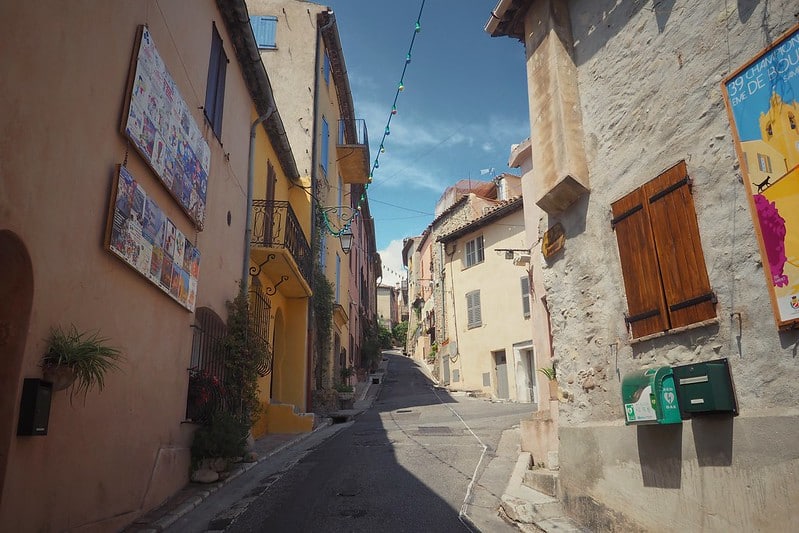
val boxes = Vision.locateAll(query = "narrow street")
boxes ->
[167,351,533,532]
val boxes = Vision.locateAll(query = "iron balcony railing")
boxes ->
[251,200,313,286]
[338,117,369,148]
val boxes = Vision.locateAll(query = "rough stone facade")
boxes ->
[492,0,799,530]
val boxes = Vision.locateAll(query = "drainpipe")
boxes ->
[242,106,276,294]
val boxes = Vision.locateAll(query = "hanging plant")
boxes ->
[41,325,124,402]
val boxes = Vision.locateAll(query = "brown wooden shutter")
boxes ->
[612,188,669,338]
[644,161,716,328]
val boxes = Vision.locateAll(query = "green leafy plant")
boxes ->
[392,320,408,345]
[334,382,354,393]
[41,325,123,401]
[361,319,382,372]
[222,289,265,424]
[340,365,355,382]
[538,366,557,381]
[190,410,249,469]
[313,268,335,389]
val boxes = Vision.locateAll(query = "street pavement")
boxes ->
[131,350,536,532]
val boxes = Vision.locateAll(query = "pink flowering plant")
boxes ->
[187,368,226,423]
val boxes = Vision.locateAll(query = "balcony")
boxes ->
[250,200,313,298]
[337,118,370,184]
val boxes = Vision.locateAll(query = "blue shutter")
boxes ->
[205,25,227,139]
[321,117,329,175]
[250,16,277,49]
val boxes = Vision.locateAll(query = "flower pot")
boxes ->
[42,365,76,391]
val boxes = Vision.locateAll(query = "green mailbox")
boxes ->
[672,358,738,417]
[622,367,682,425]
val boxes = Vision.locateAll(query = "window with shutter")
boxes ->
[465,235,484,267]
[250,16,277,49]
[321,117,329,176]
[204,24,227,139]
[521,276,530,318]
[611,160,716,339]
[466,290,482,328]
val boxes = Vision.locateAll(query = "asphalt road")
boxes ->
[171,351,534,532]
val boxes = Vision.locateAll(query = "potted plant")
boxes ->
[538,366,558,400]
[41,325,123,400]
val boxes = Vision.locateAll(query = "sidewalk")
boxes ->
[124,356,389,532]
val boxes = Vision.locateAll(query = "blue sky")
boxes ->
[325,0,530,285]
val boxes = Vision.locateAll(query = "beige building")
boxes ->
[0,0,300,529]
[377,284,399,331]
[437,197,536,402]
[488,1,799,530]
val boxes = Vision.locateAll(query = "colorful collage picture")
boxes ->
[109,166,200,311]
[724,24,799,326]
[123,26,210,228]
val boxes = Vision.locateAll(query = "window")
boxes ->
[520,276,530,318]
[321,117,329,176]
[204,24,227,139]
[611,160,715,339]
[757,153,772,173]
[324,51,331,85]
[766,122,773,138]
[466,290,482,328]
[465,235,484,267]
[789,113,797,131]
[250,16,277,49]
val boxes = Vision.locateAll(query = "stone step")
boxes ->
[523,467,559,497]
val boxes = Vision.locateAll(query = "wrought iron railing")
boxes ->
[187,307,229,423]
[338,118,369,148]
[249,287,273,377]
[251,200,313,286]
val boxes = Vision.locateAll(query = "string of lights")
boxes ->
[322,0,426,237]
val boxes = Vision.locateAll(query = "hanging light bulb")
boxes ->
[391,105,397,115]
[406,53,412,64]
[398,83,404,92]
[380,145,385,153]
[415,22,421,33]
[385,126,390,135]
[374,159,380,169]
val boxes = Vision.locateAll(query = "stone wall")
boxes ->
[524,0,799,529]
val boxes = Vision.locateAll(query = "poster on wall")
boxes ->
[121,25,210,229]
[722,23,799,330]
[107,166,200,311]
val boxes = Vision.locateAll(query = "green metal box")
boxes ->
[621,367,682,425]
[672,358,738,417]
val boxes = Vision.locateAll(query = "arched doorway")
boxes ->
[270,309,285,402]
[0,230,34,507]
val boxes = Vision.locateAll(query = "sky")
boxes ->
[324,0,530,286]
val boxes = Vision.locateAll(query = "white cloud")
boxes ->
[378,239,407,287]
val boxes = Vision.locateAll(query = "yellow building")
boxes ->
[249,1,372,400]
[759,92,799,171]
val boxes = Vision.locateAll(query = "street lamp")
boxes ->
[339,228,353,254]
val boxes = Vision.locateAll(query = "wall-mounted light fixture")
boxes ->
[339,228,354,254]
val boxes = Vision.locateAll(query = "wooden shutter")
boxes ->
[521,276,530,317]
[644,161,715,328]
[467,291,481,327]
[612,187,669,338]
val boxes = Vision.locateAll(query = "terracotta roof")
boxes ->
[437,196,523,243]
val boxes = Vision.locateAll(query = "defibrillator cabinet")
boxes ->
[621,367,682,425]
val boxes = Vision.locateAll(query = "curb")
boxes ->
[129,419,334,532]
